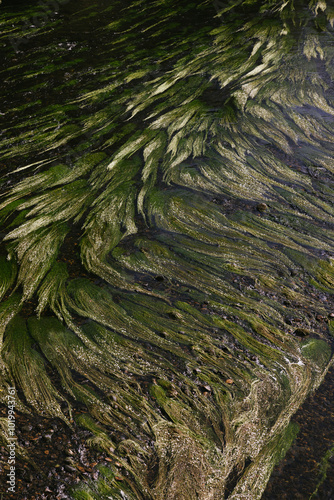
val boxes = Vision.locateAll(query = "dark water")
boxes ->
[264,367,334,499]
[0,1,334,499]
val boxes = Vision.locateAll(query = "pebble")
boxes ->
[64,464,77,473]
[257,202,268,212]
[22,425,33,432]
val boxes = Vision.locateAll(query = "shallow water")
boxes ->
[263,366,334,499]
[0,1,334,499]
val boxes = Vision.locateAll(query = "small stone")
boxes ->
[64,464,76,473]
[21,425,33,432]
[226,379,234,384]
[257,203,268,212]
[328,313,334,318]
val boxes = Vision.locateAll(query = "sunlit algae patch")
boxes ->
[0,0,334,498]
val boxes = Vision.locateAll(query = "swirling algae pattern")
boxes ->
[0,0,334,498]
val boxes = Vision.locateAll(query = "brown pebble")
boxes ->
[257,203,268,212]
[22,425,33,432]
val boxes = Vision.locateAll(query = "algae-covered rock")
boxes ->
[300,339,332,370]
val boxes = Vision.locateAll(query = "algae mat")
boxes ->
[0,0,334,498]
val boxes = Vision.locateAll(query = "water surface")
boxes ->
[0,1,334,498]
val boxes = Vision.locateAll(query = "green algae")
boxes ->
[71,463,134,500]
[1,316,66,419]
[75,414,116,453]
[300,339,332,370]
[0,255,17,301]
[0,0,334,498]
[309,442,334,499]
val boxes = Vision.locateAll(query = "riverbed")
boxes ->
[0,1,334,499]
